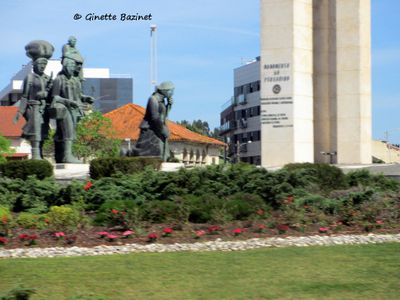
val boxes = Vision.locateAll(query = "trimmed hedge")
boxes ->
[0,160,53,180]
[89,157,162,179]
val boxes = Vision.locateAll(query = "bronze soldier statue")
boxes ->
[130,81,174,161]
[50,52,93,163]
[14,40,54,160]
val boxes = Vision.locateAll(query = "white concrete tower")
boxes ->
[260,0,314,167]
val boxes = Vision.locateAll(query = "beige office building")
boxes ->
[260,0,371,167]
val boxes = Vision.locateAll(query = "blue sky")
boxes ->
[0,0,399,143]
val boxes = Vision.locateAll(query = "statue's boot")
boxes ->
[63,140,82,163]
[31,141,42,160]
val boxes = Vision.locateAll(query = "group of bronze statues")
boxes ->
[15,37,93,163]
[15,37,174,163]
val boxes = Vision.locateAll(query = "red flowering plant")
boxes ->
[96,231,109,238]
[318,227,329,234]
[147,232,158,242]
[19,233,38,246]
[84,181,93,191]
[277,224,289,235]
[53,232,65,240]
[162,227,174,237]
[122,230,135,238]
[0,236,7,246]
[106,234,118,242]
[193,230,206,239]
[207,225,222,235]
[108,209,129,229]
[375,219,384,229]
[232,228,244,237]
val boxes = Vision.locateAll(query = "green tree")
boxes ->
[73,112,121,162]
[0,135,15,163]
[177,119,222,140]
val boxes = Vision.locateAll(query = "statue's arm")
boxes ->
[14,76,31,122]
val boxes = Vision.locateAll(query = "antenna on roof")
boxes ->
[150,24,158,92]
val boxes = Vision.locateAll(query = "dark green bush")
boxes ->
[346,169,399,191]
[0,176,60,213]
[142,200,180,223]
[283,163,347,193]
[225,193,269,220]
[94,199,146,228]
[89,157,162,179]
[0,159,53,180]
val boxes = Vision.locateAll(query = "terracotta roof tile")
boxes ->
[0,106,25,137]
[104,103,225,146]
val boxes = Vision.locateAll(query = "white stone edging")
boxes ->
[1,233,399,259]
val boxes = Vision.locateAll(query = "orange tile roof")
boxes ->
[0,106,25,138]
[104,103,226,146]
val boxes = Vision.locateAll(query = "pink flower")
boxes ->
[111,209,119,214]
[194,230,206,239]
[162,228,173,237]
[54,232,65,238]
[122,230,134,237]
[319,227,329,233]
[232,228,243,236]
[106,234,118,241]
[208,225,222,234]
[147,232,158,241]
[376,220,384,225]
[19,233,29,241]
[97,231,109,238]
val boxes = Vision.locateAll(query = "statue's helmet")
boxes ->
[157,81,174,91]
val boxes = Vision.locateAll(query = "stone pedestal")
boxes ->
[54,163,90,180]
[160,162,185,172]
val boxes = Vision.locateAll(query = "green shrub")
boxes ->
[225,193,269,220]
[0,160,53,180]
[346,169,399,191]
[47,205,81,232]
[95,200,143,228]
[283,163,347,193]
[89,157,162,179]
[0,177,60,213]
[16,213,47,229]
[142,200,180,223]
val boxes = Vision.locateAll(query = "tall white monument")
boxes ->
[260,0,371,167]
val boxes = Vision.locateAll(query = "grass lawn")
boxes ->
[0,243,399,300]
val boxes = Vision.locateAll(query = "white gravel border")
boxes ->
[1,233,399,259]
